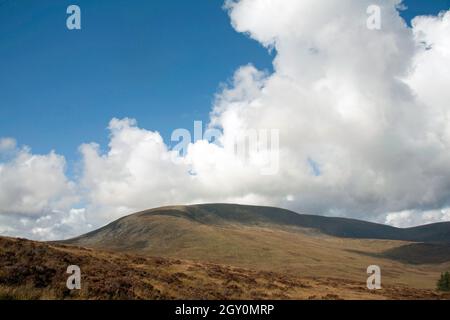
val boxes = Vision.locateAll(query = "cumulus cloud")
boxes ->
[385,208,450,228]
[0,208,92,241]
[212,0,450,224]
[0,143,76,216]
[2,0,450,239]
[78,118,192,223]
[0,142,89,240]
[78,116,278,224]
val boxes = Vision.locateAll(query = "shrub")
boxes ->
[437,271,450,291]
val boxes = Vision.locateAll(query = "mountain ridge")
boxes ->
[65,203,450,244]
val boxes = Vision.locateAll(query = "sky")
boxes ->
[0,0,273,165]
[1,0,448,164]
[1,0,450,240]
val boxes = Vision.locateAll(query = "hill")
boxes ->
[62,204,450,289]
[66,203,450,243]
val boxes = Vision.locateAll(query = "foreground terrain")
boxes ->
[0,236,448,300]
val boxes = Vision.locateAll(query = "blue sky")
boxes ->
[0,0,449,170]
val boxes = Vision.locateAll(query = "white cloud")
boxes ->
[0,142,87,240]
[2,1,450,239]
[0,138,16,152]
[0,144,76,216]
[77,116,278,225]
[206,0,450,222]
[0,208,92,241]
[385,208,450,228]
[78,117,192,222]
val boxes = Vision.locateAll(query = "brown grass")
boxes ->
[68,214,450,290]
[1,236,449,300]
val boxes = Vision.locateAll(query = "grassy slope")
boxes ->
[69,204,450,243]
[64,205,450,290]
[0,236,447,300]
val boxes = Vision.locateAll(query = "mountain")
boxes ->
[62,204,450,289]
[66,203,450,244]
[2,204,450,299]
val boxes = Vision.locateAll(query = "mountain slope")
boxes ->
[67,203,450,243]
[62,204,450,289]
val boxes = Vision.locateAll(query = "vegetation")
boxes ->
[437,272,450,292]
[1,236,448,300]
[62,204,450,288]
